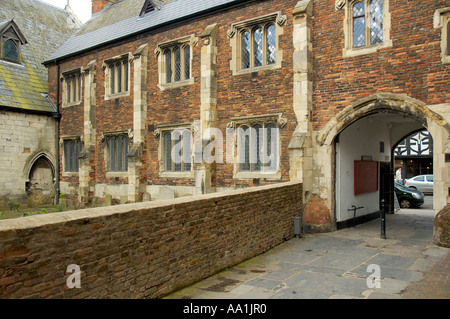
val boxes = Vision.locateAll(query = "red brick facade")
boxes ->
[46,0,449,217]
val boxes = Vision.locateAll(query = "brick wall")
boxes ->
[0,181,302,298]
[46,0,299,201]
[311,0,450,131]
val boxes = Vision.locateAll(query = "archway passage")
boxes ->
[334,110,427,227]
[26,156,55,207]
[324,94,449,229]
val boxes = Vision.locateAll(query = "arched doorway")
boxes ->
[315,93,450,230]
[25,153,55,207]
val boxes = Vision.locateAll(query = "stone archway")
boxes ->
[301,93,450,232]
[24,152,56,207]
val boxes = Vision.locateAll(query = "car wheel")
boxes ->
[400,199,411,209]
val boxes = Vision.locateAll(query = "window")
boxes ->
[352,0,383,48]
[343,0,392,57]
[164,44,190,84]
[106,134,129,172]
[103,54,130,99]
[228,12,285,75]
[240,24,276,70]
[162,128,192,173]
[0,21,27,63]
[63,70,82,106]
[237,123,278,173]
[63,138,82,173]
[447,21,450,56]
[156,36,195,89]
[139,0,156,16]
[2,39,19,62]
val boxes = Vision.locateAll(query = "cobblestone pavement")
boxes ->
[166,205,449,299]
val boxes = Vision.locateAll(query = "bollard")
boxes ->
[381,199,386,239]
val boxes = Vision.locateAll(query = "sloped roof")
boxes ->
[45,0,252,63]
[0,0,80,113]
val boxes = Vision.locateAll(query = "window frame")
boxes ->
[228,12,285,75]
[0,23,26,64]
[103,54,131,100]
[103,133,130,174]
[343,0,392,57]
[156,35,196,90]
[62,137,82,174]
[229,114,285,180]
[62,69,82,107]
[1,38,20,63]
[156,124,194,178]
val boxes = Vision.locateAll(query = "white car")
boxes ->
[404,174,433,194]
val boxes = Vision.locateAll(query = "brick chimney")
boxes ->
[92,0,116,15]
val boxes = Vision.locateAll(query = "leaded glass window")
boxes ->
[163,129,192,172]
[352,0,384,48]
[64,71,82,105]
[353,2,366,47]
[164,44,191,84]
[106,135,129,172]
[241,31,251,69]
[2,39,19,62]
[107,57,129,96]
[370,0,384,45]
[253,28,263,67]
[267,25,276,65]
[64,138,82,172]
[237,123,278,172]
[240,22,277,70]
[447,21,450,56]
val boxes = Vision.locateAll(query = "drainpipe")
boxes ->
[54,60,61,205]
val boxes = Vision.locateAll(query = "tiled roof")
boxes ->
[0,0,80,113]
[45,0,250,63]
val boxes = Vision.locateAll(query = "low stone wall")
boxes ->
[0,181,302,298]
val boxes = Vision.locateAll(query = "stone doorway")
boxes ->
[26,155,55,207]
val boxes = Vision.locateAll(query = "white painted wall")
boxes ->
[335,116,392,222]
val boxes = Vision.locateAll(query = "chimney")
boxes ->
[92,0,116,15]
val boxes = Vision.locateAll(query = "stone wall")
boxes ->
[0,110,56,209]
[0,181,301,298]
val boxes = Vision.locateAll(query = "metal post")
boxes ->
[381,199,386,239]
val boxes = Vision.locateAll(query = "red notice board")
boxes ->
[354,160,378,195]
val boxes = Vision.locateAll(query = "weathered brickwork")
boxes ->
[0,181,301,299]
[47,0,299,204]
[311,0,450,131]
[46,0,450,229]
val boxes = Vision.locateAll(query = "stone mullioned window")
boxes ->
[228,12,286,75]
[340,0,392,57]
[155,35,197,90]
[102,54,131,100]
